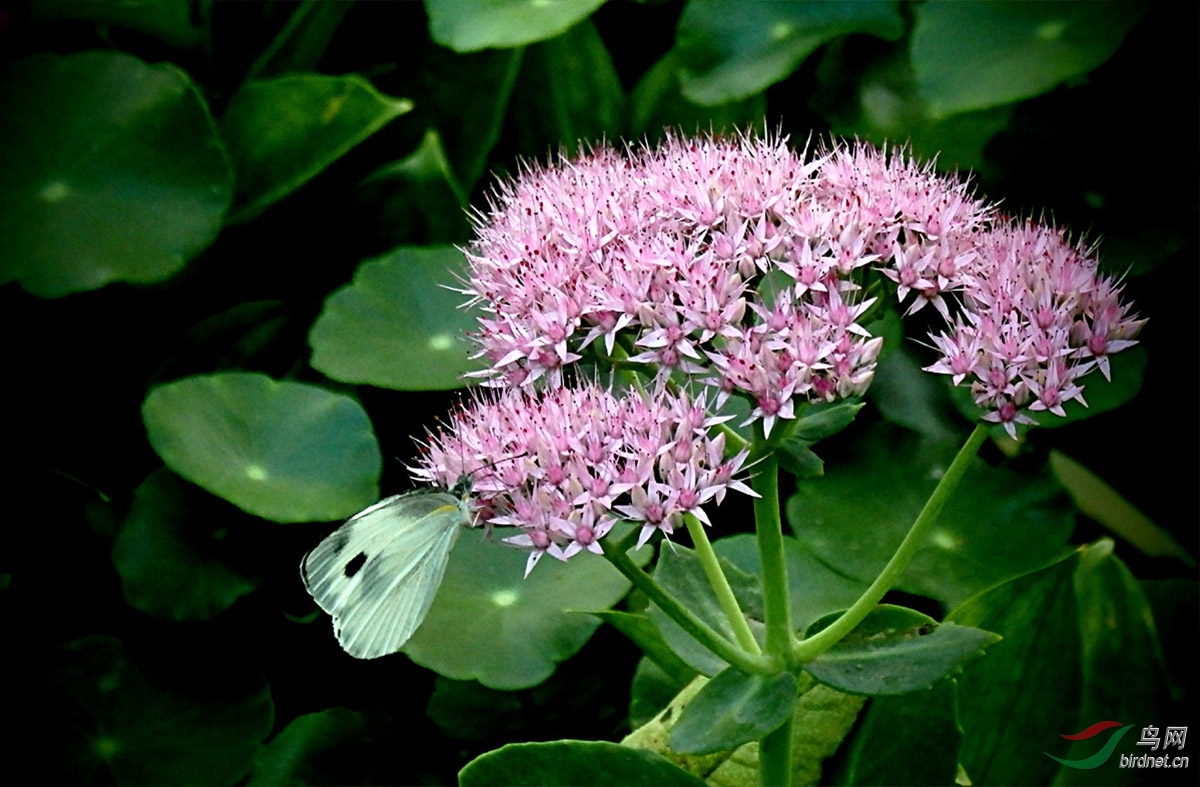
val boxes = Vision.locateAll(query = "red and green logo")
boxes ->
[1046,721,1135,769]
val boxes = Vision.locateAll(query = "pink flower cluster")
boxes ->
[463,134,1142,439]
[464,134,886,436]
[412,384,753,575]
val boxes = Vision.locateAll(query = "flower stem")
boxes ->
[684,514,761,655]
[793,423,988,662]
[600,539,777,676]
[759,713,793,787]
[751,450,797,668]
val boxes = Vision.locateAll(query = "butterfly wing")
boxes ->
[301,491,466,659]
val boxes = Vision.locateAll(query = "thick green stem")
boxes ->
[600,539,777,676]
[752,452,797,667]
[759,713,794,787]
[794,423,989,662]
[685,514,761,654]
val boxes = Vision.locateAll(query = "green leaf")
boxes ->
[507,18,626,157]
[246,0,356,80]
[830,681,960,786]
[669,667,798,755]
[629,657,691,730]
[792,402,864,443]
[142,373,381,522]
[1050,450,1195,567]
[362,130,471,245]
[592,610,696,684]
[811,38,1014,171]
[403,533,643,690]
[112,469,259,621]
[307,245,482,390]
[427,678,525,742]
[911,0,1147,118]
[869,344,963,441]
[777,439,825,479]
[948,550,1082,786]
[1056,541,1172,785]
[30,0,207,49]
[630,49,767,142]
[714,533,867,632]
[676,0,905,105]
[804,605,999,695]
[460,740,707,787]
[221,73,411,221]
[0,52,232,298]
[426,0,608,52]
[43,637,273,785]
[788,424,1075,608]
[249,707,368,786]
[649,545,764,676]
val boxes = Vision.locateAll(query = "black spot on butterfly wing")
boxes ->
[330,527,352,554]
[343,551,368,578]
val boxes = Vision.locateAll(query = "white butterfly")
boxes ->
[301,477,472,659]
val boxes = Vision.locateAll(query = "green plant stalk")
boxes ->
[759,712,794,787]
[752,451,796,667]
[600,539,777,676]
[684,513,761,655]
[794,423,989,662]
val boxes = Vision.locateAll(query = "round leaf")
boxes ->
[0,51,231,298]
[142,373,380,522]
[221,74,412,220]
[911,0,1147,117]
[676,0,904,105]
[668,667,798,755]
[426,0,608,52]
[308,245,482,390]
[403,532,640,690]
[43,637,273,785]
[460,740,706,787]
[249,708,369,786]
[112,469,259,621]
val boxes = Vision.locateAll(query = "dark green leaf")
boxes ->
[948,549,1082,786]
[592,610,696,684]
[777,439,824,478]
[714,534,867,632]
[1056,541,1172,785]
[629,657,691,730]
[221,74,411,220]
[1050,450,1195,566]
[44,637,273,785]
[831,681,960,786]
[426,0,608,52]
[649,546,764,676]
[142,373,381,522]
[112,469,259,621]
[0,52,231,298]
[869,344,963,441]
[788,424,1075,607]
[362,130,471,245]
[804,605,999,695]
[792,402,864,443]
[630,49,767,142]
[677,0,904,105]
[247,0,356,80]
[460,740,707,787]
[912,0,1147,117]
[249,708,369,786]
[30,0,207,49]
[507,19,626,157]
[404,532,644,690]
[307,245,482,390]
[427,679,524,742]
[669,667,798,754]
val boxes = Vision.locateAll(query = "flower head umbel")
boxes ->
[464,132,884,436]
[412,382,754,575]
